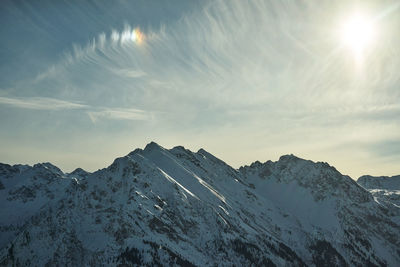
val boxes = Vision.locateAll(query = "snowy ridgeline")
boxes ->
[0,142,399,266]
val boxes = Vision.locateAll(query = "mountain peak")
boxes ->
[68,167,89,178]
[144,141,163,151]
[278,154,302,162]
[0,146,400,266]
[197,148,215,158]
[171,145,187,151]
[170,145,193,156]
[33,162,63,174]
[1,144,399,266]
[197,148,228,166]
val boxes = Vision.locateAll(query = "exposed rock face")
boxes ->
[0,143,399,266]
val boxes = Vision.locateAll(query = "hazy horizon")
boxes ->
[1,0,400,179]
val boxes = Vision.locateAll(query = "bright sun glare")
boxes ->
[340,14,375,57]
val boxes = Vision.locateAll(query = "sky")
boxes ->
[0,0,399,179]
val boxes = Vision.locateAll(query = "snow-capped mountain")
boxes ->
[0,142,399,266]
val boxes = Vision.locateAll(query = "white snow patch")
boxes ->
[157,167,199,200]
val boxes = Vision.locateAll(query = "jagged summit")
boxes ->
[240,153,373,204]
[126,143,230,171]
[33,162,63,174]
[278,153,302,162]
[241,154,305,172]
[171,145,186,151]
[68,167,90,178]
[69,167,87,174]
[0,144,399,266]
[144,141,164,151]
[197,148,208,154]
[127,141,163,157]
[197,148,230,167]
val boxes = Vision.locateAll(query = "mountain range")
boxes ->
[0,142,399,266]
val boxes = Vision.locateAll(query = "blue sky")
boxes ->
[1,0,399,178]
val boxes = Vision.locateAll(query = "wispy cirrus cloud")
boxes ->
[0,96,87,110]
[35,0,400,116]
[2,0,400,177]
[87,108,150,123]
[111,68,147,78]
[0,96,149,122]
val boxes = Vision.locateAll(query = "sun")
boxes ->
[340,14,375,56]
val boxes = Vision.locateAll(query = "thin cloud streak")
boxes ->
[111,68,147,78]
[0,96,87,110]
[0,96,150,122]
[87,108,151,123]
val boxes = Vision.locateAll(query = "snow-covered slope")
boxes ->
[358,175,400,191]
[0,162,72,249]
[357,174,400,220]
[0,143,399,266]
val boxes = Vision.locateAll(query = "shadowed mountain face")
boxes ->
[0,143,399,266]
[357,175,400,219]
[358,175,400,191]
